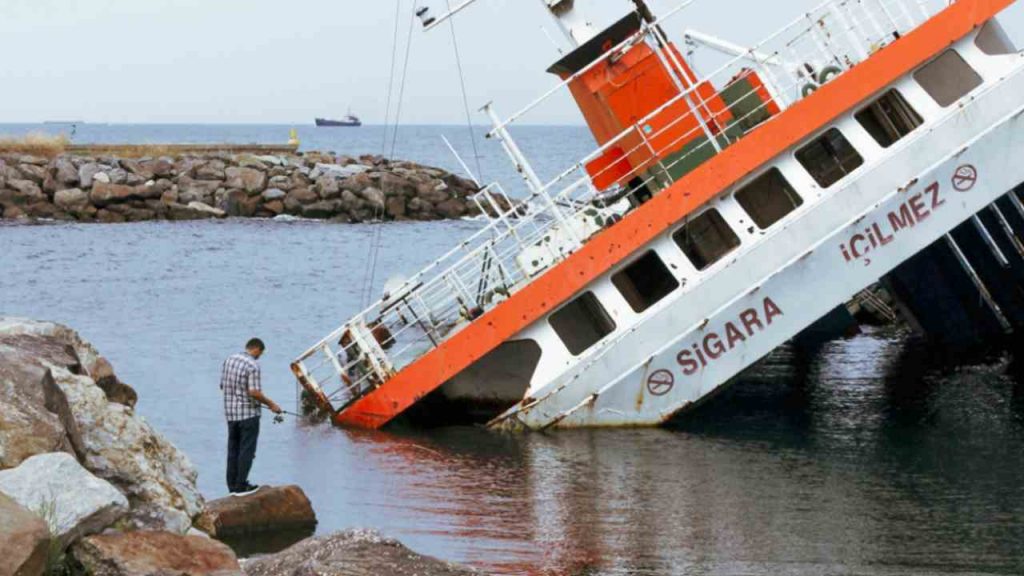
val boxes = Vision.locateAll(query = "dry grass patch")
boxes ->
[0,134,299,159]
[66,143,299,158]
[0,133,69,157]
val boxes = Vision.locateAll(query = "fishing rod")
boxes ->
[259,405,305,424]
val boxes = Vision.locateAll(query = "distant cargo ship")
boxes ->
[315,113,361,127]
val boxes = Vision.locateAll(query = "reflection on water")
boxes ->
[219,527,315,558]
[2,221,1022,575]
[335,332,1024,575]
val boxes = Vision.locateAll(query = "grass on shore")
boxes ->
[0,133,299,159]
[0,133,69,158]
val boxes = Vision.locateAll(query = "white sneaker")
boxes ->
[231,484,261,497]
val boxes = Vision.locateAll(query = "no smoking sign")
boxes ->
[952,165,978,192]
[646,369,675,396]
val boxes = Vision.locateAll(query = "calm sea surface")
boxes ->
[1,125,1023,575]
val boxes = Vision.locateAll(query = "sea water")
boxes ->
[1,124,1023,575]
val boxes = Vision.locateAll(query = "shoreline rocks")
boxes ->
[0,318,480,576]
[240,530,481,576]
[196,486,316,539]
[0,151,496,224]
[0,452,129,549]
[0,493,50,576]
[72,531,241,576]
[0,318,203,533]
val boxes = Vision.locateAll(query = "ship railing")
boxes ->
[292,178,596,411]
[291,0,949,412]
[506,0,946,199]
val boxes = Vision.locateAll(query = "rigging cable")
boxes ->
[445,0,485,184]
[362,0,420,307]
[360,0,402,308]
[380,0,403,155]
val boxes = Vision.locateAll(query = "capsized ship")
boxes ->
[293,0,1024,430]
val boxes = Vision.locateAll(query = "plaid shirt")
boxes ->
[220,352,262,422]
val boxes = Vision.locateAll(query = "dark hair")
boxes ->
[246,338,265,351]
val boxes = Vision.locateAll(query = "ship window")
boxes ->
[855,90,923,148]
[734,168,803,229]
[795,128,863,188]
[612,251,680,313]
[549,292,616,356]
[673,209,741,271]
[976,20,1017,55]
[914,50,982,107]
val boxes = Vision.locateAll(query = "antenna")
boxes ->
[420,0,483,32]
[541,25,565,55]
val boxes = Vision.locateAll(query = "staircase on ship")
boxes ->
[292,0,1024,430]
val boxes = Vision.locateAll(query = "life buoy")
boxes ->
[817,65,843,85]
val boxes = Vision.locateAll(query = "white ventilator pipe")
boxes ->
[683,28,791,69]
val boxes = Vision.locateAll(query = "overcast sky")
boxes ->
[2,0,1023,125]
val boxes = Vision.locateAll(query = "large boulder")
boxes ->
[359,187,385,212]
[4,180,45,204]
[90,182,139,206]
[176,178,221,204]
[222,189,258,218]
[302,200,340,220]
[53,188,90,211]
[143,158,175,178]
[224,167,266,194]
[283,188,318,214]
[315,176,340,199]
[72,532,240,576]
[16,164,47,185]
[53,157,80,187]
[310,163,369,180]
[119,159,154,181]
[195,486,316,538]
[0,319,204,533]
[267,175,294,192]
[49,363,202,532]
[0,329,82,469]
[379,173,416,198]
[339,172,372,194]
[434,198,468,219]
[261,188,286,202]
[0,452,129,549]
[78,163,108,189]
[0,493,50,576]
[241,530,479,576]
[134,180,171,201]
[167,202,224,221]
[386,196,407,219]
[195,160,227,181]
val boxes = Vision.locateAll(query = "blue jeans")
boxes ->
[226,416,260,492]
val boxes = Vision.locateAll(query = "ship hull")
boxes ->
[490,51,1024,430]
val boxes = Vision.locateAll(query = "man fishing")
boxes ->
[220,338,282,496]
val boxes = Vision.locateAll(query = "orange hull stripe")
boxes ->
[337,0,1011,428]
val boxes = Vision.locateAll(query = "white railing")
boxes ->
[292,0,949,412]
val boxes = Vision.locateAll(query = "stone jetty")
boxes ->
[0,151,490,223]
[0,318,478,576]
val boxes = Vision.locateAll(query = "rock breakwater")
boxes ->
[0,151,488,223]
[0,318,480,576]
